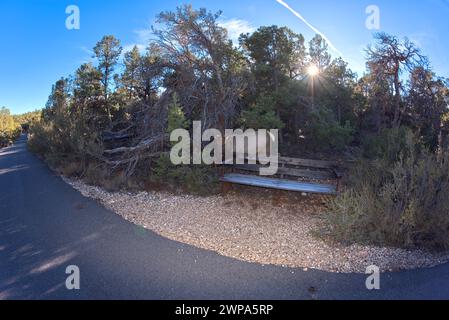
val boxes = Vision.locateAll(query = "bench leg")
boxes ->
[221,182,233,194]
[218,166,226,178]
[272,189,283,206]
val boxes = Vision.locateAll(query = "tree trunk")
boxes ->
[392,64,402,128]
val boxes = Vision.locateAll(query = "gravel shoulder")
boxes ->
[63,177,449,273]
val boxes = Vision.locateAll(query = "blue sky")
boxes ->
[1,0,448,114]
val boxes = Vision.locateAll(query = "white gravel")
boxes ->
[63,177,449,273]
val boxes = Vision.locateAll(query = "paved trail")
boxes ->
[1,136,448,300]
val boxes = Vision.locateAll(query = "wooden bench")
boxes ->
[220,156,344,195]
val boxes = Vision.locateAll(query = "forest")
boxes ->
[21,5,449,249]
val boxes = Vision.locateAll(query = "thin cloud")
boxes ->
[219,18,255,44]
[275,0,344,57]
[134,28,153,44]
[79,46,94,56]
[122,28,153,55]
[79,46,97,64]
[123,44,146,54]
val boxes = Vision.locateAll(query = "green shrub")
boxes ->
[312,120,354,151]
[79,163,122,191]
[326,151,449,250]
[240,95,285,130]
[59,161,84,177]
[0,107,21,148]
[362,127,417,161]
[0,130,20,148]
[307,107,354,151]
[167,92,189,134]
[151,154,220,195]
[28,122,52,156]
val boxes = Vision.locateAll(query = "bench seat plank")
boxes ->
[233,164,335,180]
[220,174,337,195]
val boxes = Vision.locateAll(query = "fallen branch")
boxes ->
[103,134,168,155]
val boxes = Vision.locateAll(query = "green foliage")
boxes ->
[167,93,189,134]
[362,127,416,162]
[28,78,104,169]
[307,107,355,151]
[93,36,123,81]
[240,95,284,130]
[240,25,306,91]
[406,67,448,151]
[0,107,21,147]
[151,154,219,195]
[327,150,449,250]
[309,34,331,70]
[13,110,41,131]
[327,130,449,250]
[93,35,123,122]
[27,120,52,156]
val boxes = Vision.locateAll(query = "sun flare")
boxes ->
[307,64,320,77]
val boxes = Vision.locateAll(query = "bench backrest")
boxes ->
[227,154,345,181]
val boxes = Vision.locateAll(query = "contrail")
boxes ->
[275,0,344,57]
